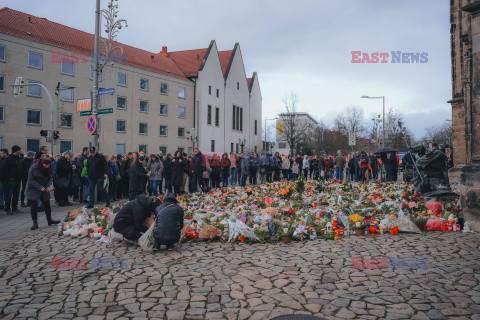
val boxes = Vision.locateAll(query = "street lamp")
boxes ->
[238,138,246,154]
[362,95,385,148]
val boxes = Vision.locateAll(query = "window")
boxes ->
[0,45,4,61]
[61,61,74,75]
[232,106,243,131]
[60,114,73,128]
[139,122,148,135]
[90,66,102,81]
[207,105,212,125]
[140,78,149,91]
[116,144,126,155]
[254,146,257,153]
[116,120,126,133]
[209,86,212,95]
[237,82,239,90]
[231,143,234,153]
[28,52,42,69]
[27,109,41,125]
[26,139,40,153]
[178,86,185,98]
[27,81,41,97]
[160,104,168,116]
[278,142,287,149]
[60,87,73,102]
[0,137,3,149]
[139,100,148,113]
[0,75,4,91]
[178,147,185,153]
[254,120,258,135]
[216,89,219,98]
[215,108,220,127]
[211,140,215,152]
[236,143,239,154]
[117,72,127,86]
[59,140,72,153]
[159,125,167,136]
[159,146,167,155]
[139,145,148,154]
[178,127,185,138]
[0,105,4,122]
[178,106,185,119]
[160,83,168,95]
[117,96,126,110]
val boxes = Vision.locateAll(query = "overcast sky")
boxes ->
[3,0,452,138]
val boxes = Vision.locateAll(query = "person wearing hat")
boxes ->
[25,157,60,230]
[3,145,23,214]
[153,192,184,251]
[86,147,110,208]
[113,194,161,242]
[20,151,35,207]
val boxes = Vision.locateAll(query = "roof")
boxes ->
[247,78,252,88]
[168,48,208,77]
[218,50,233,76]
[0,7,189,80]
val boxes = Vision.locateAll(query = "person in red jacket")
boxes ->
[220,153,231,187]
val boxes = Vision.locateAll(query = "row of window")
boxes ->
[132,145,190,156]
[0,74,73,101]
[116,120,185,138]
[209,141,257,154]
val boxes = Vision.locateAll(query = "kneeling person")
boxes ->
[153,193,184,250]
[113,195,161,241]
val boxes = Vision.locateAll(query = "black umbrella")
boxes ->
[374,147,397,154]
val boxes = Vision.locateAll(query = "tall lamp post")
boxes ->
[362,96,385,148]
[238,138,246,154]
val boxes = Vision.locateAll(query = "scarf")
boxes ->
[37,159,52,177]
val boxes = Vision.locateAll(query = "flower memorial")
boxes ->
[58,180,462,244]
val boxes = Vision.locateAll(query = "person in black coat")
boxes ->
[25,158,60,230]
[113,194,161,241]
[55,151,74,206]
[3,145,23,214]
[129,156,150,200]
[153,193,184,251]
[86,147,110,208]
[20,151,35,207]
[170,151,185,196]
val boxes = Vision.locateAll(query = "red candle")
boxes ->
[456,224,461,232]
[339,228,344,236]
[394,227,399,234]
[390,228,395,235]
[441,224,447,232]
[332,220,338,228]
[447,224,453,232]
[369,226,376,236]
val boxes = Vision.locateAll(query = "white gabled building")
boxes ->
[169,41,262,155]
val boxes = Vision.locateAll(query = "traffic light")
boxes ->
[13,77,23,96]
[40,130,48,137]
[53,130,60,139]
[278,122,283,134]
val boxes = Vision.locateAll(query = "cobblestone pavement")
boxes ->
[0,222,479,320]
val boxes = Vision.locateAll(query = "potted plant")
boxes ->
[352,221,367,236]
[278,225,295,243]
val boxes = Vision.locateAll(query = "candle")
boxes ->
[390,228,395,235]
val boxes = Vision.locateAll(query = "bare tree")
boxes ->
[423,122,452,146]
[334,105,366,137]
[278,92,312,155]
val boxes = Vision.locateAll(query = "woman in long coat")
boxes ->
[171,151,185,195]
[129,156,150,200]
[55,151,74,206]
[25,157,60,230]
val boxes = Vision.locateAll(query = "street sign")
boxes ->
[385,139,393,143]
[86,116,97,135]
[98,88,115,95]
[77,98,91,111]
[80,108,113,116]
[98,108,113,114]
[348,132,356,146]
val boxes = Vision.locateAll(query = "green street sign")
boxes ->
[79,108,113,116]
[98,108,113,115]
[385,139,393,142]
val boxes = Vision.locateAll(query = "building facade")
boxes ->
[169,41,262,155]
[275,112,319,155]
[0,7,195,156]
[448,0,480,231]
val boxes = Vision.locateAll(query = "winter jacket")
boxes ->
[171,157,186,187]
[192,152,205,173]
[250,155,260,167]
[302,158,310,170]
[56,156,73,179]
[21,157,34,180]
[281,157,290,170]
[108,161,119,177]
[25,163,53,202]
[220,158,231,177]
[129,161,148,195]
[147,160,163,181]
[3,154,23,181]
[87,153,108,180]
[335,155,346,168]
[154,197,184,239]
[113,195,154,238]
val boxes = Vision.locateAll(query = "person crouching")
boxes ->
[153,193,184,251]
[113,194,161,243]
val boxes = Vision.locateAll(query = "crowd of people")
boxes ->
[0,143,454,231]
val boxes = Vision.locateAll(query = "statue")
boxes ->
[410,145,458,199]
